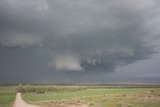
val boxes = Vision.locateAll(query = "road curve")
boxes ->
[13,93,40,107]
[13,93,91,107]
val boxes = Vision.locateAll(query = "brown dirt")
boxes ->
[59,103,92,107]
[42,101,93,107]
[13,93,41,107]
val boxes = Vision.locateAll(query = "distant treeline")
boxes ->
[16,84,87,93]
[87,84,160,89]
[16,84,160,93]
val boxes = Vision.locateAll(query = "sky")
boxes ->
[0,0,160,84]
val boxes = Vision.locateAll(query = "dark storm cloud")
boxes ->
[0,0,160,82]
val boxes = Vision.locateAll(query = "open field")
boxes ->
[0,85,160,107]
[21,85,160,107]
[0,86,16,107]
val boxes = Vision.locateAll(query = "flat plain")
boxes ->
[0,86,16,107]
[1,85,160,107]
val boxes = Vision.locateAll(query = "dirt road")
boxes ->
[13,93,92,107]
[13,93,40,107]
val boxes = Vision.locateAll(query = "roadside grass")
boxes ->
[22,88,133,103]
[22,88,160,107]
[0,86,16,107]
[0,85,160,107]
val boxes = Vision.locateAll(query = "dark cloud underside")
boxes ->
[0,0,160,84]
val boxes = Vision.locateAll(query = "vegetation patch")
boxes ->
[22,88,160,107]
[0,86,16,107]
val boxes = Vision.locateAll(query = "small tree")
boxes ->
[16,83,25,93]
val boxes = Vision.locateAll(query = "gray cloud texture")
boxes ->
[0,32,42,48]
[0,0,160,83]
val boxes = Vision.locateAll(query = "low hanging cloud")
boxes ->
[48,55,83,71]
[0,0,160,74]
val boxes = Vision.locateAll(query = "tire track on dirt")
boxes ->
[13,93,40,107]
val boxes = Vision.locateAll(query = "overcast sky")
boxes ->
[0,0,160,84]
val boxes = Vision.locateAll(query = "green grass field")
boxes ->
[0,86,16,107]
[0,85,160,107]
[22,87,160,107]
